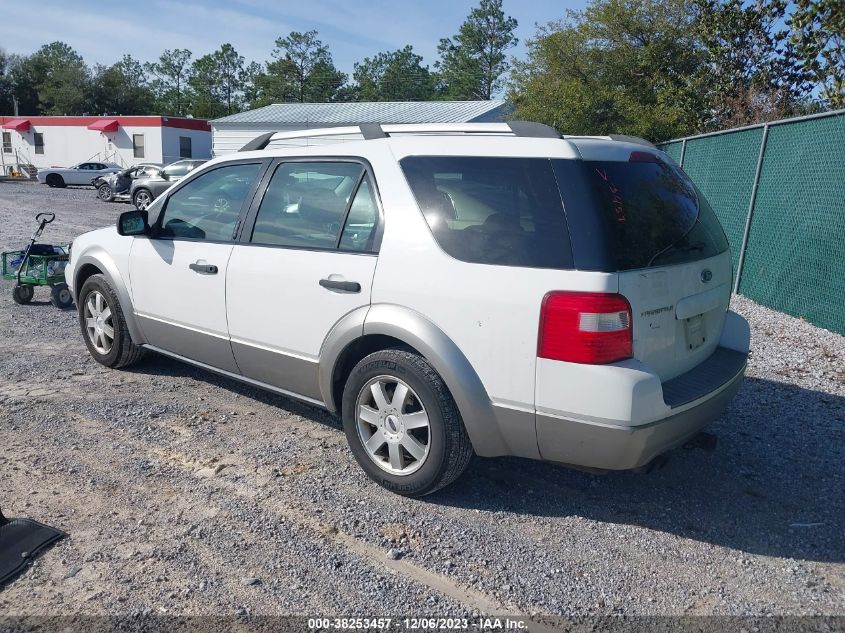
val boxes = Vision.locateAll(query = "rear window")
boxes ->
[400,157,573,269]
[559,157,729,270]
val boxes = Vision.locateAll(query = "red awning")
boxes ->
[87,119,119,133]
[1,119,31,132]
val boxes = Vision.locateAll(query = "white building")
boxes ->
[0,115,212,174]
[211,101,510,156]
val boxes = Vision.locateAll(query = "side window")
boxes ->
[157,162,262,241]
[401,156,573,269]
[339,176,378,252]
[163,163,190,179]
[251,161,365,250]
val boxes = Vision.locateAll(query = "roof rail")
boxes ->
[238,131,276,152]
[507,121,561,139]
[359,123,388,140]
[238,121,567,151]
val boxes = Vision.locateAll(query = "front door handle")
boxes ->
[319,278,361,293]
[190,262,218,275]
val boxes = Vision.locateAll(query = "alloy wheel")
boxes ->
[135,191,151,210]
[84,290,114,355]
[355,375,431,475]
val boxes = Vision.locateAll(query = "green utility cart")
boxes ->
[2,213,73,309]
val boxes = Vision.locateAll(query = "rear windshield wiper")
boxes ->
[675,241,706,253]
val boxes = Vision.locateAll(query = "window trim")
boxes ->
[33,132,45,155]
[239,156,385,255]
[148,158,272,244]
[2,131,11,154]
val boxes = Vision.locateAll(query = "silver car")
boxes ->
[130,159,206,210]
[93,164,162,203]
[37,162,121,188]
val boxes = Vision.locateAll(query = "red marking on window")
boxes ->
[594,169,626,223]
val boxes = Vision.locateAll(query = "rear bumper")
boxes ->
[535,353,745,470]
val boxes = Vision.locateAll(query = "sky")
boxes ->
[0,0,586,76]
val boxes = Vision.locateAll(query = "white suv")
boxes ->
[66,122,750,496]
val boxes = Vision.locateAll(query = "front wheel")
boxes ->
[97,183,113,202]
[12,285,34,304]
[341,350,473,496]
[78,274,144,368]
[133,189,152,211]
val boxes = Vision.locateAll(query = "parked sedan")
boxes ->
[37,162,121,188]
[92,164,162,203]
[130,159,206,210]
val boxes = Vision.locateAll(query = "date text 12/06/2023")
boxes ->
[307,617,530,630]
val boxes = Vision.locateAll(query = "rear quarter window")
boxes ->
[400,156,573,269]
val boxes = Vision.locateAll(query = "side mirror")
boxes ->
[117,210,150,236]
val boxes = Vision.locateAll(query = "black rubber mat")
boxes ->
[0,507,67,587]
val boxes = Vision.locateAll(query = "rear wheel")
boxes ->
[78,274,144,368]
[97,183,113,202]
[50,283,73,309]
[341,350,473,496]
[133,189,153,211]
[12,285,34,304]
[46,174,65,188]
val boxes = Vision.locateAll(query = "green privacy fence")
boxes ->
[660,109,845,335]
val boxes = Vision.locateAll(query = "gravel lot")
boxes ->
[0,180,843,624]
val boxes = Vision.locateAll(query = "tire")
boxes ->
[78,274,145,368]
[12,285,34,304]
[133,189,153,211]
[46,174,65,188]
[341,350,473,497]
[50,282,74,309]
[97,183,113,202]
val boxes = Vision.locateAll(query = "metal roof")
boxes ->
[212,101,509,126]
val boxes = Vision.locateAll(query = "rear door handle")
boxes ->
[319,278,361,293]
[189,262,218,274]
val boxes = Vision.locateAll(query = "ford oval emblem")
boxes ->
[701,269,713,283]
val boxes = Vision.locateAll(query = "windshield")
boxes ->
[575,158,728,270]
[548,157,729,271]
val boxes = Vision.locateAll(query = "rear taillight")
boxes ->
[538,292,633,364]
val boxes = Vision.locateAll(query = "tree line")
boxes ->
[510,0,843,139]
[0,0,516,120]
[0,0,842,140]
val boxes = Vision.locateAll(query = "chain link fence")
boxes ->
[660,109,845,335]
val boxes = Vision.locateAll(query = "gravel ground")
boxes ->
[0,180,843,623]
